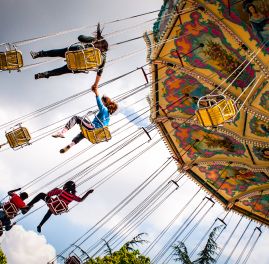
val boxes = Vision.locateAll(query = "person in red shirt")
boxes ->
[26,181,93,233]
[8,188,28,210]
[0,188,29,234]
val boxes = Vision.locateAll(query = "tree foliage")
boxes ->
[173,226,222,264]
[173,242,192,264]
[85,233,150,264]
[123,233,148,252]
[0,248,7,264]
[86,246,150,264]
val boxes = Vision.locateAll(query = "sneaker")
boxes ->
[60,145,70,154]
[35,72,49,80]
[30,51,40,59]
[52,131,65,138]
[37,225,42,233]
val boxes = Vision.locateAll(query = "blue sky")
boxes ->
[0,0,269,263]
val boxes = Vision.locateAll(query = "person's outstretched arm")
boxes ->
[81,189,94,201]
[73,189,94,202]
[91,74,101,90]
[92,85,106,112]
[8,188,21,196]
[92,85,99,97]
[91,52,106,90]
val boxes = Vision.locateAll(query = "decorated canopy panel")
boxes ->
[146,0,269,225]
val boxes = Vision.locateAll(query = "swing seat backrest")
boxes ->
[65,47,102,71]
[47,197,68,215]
[80,126,112,144]
[65,255,82,264]
[5,126,31,149]
[2,202,19,219]
[0,50,23,71]
[195,99,236,127]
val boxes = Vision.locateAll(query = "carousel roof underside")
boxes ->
[146,0,269,225]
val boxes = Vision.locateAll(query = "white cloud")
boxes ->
[1,225,56,264]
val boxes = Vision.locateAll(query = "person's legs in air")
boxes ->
[32,45,83,79]
[60,132,85,153]
[31,48,68,59]
[37,210,52,233]
[0,213,12,232]
[52,116,83,138]
[35,65,74,79]
[0,210,6,221]
[27,193,47,210]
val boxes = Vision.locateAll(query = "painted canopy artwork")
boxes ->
[146,0,269,225]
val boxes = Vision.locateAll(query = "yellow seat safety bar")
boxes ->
[6,126,31,149]
[65,47,102,71]
[80,126,111,144]
[0,50,23,71]
[195,99,236,127]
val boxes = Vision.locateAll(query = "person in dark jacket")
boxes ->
[31,23,108,89]
[0,188,29,235]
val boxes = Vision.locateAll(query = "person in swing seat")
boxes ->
[0,188,29,214]
[0,188,29,234]
[52,85,118,153]
[30,23,108,89]
[25,181,93,233]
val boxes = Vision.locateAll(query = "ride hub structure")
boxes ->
[145,0,269,225]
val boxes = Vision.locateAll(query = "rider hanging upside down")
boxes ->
[0,188,28,235]
[30,23,107,89]
[25,181,93,233]
[52,85,118,153]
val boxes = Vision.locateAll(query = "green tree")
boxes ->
[85,233,150,264]
[0,248,7,264]
[173,226,221,264]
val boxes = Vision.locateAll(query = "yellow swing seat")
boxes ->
[65,255,81,264]
[195,95,236,127]
[0,49,23,71]
[5,125,31,150]
[80,126,112,144]
[65,43,102,71]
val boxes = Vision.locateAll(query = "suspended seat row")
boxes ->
[0,43,102,72]
[195,94,236,127]
[0,121,111,151]
[1,197,70,220]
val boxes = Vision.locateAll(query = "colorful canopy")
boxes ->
[146,0,269,225]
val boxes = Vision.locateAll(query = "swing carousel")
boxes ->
[145,0,269,225]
